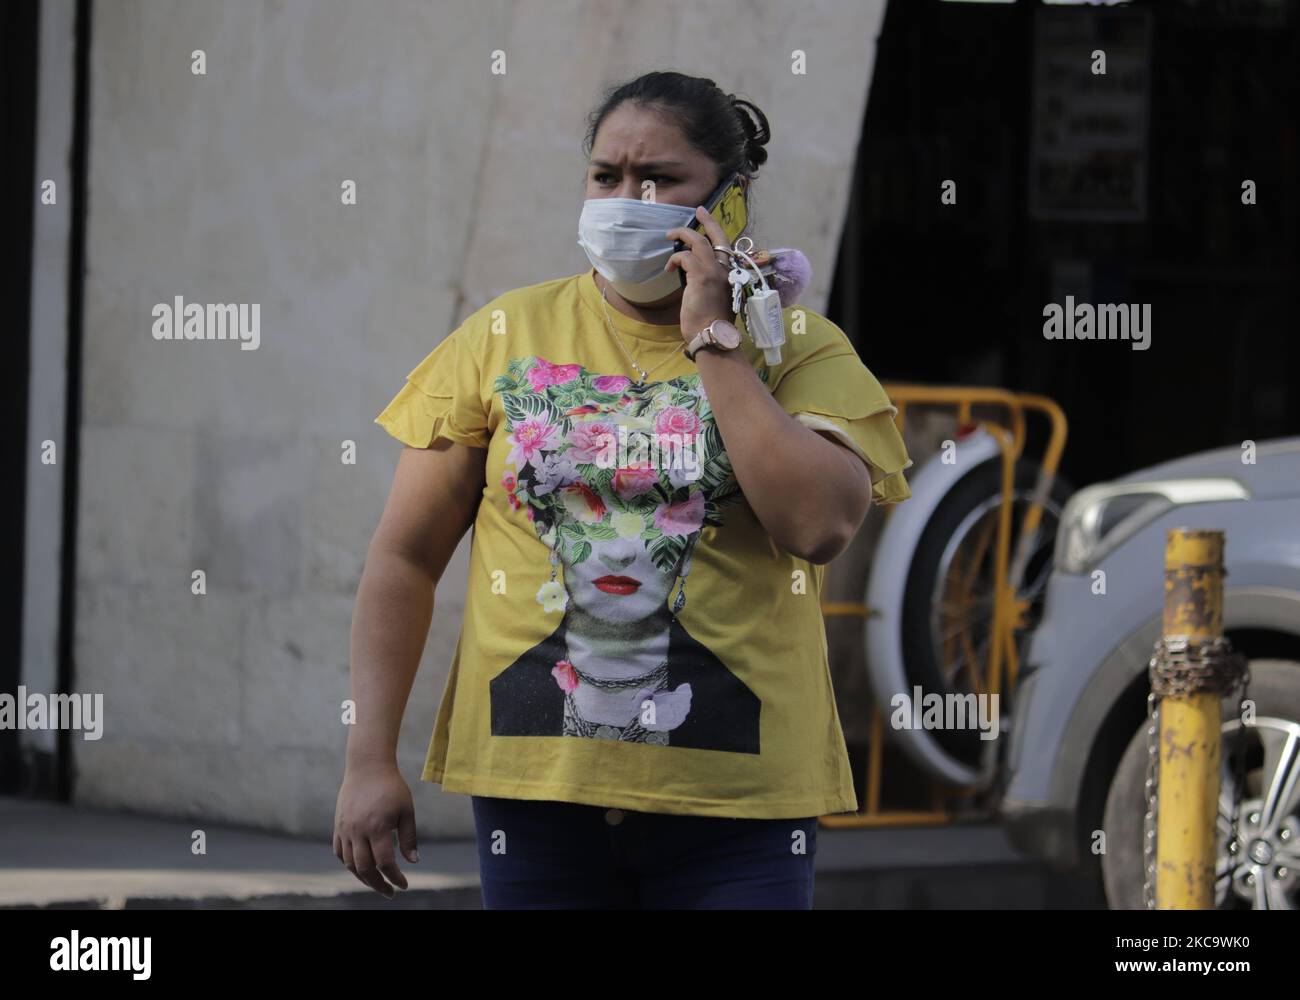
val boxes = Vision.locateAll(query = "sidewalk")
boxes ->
[0,796,482,909]
[0,795,1104,908]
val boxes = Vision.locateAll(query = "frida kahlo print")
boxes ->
[488,356,761,754]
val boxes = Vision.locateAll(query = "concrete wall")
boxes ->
[71,0,885,837]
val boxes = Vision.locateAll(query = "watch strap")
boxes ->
[685,319,730,362]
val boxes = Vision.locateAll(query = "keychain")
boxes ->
[730,241,786,365]
[727,264,753,315]
[714,237,804,366]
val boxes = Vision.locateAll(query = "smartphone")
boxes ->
[673,171,749,287]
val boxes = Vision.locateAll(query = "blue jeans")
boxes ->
[470,795,818,909]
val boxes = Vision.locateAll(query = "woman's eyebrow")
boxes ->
[589,159,687,172]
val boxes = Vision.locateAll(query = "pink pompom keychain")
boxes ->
[728,245,812,364]
[750,247,812,308]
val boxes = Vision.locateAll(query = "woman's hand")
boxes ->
[333,757,419,899]
[665,205,736,341]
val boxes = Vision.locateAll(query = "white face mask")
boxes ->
[576,197,698,304]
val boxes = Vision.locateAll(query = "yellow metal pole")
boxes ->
[983,423,1016,700]
[1155,529,1225,909]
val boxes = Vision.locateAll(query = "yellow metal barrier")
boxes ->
[820,385,1068,828]
[1155,529,1226,908]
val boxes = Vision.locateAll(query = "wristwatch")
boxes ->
[684,318,743,361]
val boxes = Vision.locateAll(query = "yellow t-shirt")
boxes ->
[374,268,912,819]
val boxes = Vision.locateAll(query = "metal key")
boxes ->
[728,265,753,314]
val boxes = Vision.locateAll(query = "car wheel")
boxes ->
[900,458,1071,766]
[1101,658,1300,909]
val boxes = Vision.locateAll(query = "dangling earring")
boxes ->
[535,525,568,614]
[671,577,687,616]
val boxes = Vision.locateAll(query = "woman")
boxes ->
[334,70,912,909]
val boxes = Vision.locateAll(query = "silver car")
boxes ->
[1001,438,1300,909]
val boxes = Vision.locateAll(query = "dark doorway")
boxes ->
[831,0,1299,491]
[0,0,40,793]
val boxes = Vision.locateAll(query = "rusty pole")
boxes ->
[1155,528,1225,909]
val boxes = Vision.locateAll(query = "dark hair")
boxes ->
[583,71,772,186]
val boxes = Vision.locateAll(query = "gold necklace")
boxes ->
[599,284,684,386]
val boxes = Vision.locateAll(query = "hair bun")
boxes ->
[730,96,771,171]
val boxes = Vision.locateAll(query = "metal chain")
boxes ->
[1148,636,1247,699]
[1142,635,1250,909]
[1227,665,1251,903]
[598,284,684,385]
[1143,689,1159,909]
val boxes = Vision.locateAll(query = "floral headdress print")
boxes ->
[486,355,763,754]
[493,357,742,612]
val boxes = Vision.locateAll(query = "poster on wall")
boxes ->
[1030,7,1152,222]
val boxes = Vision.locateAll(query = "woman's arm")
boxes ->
[696,345,868,561]
[346,440,485,766]
[693,347,872,564]
[334,438,486,897]
[667,208,874,564]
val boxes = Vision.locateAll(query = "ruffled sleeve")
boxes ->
[771,349,913,506]
[374,321,490,450]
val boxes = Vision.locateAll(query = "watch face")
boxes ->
[715,322,742,349]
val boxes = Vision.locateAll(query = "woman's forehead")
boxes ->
[591,104,697,161]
